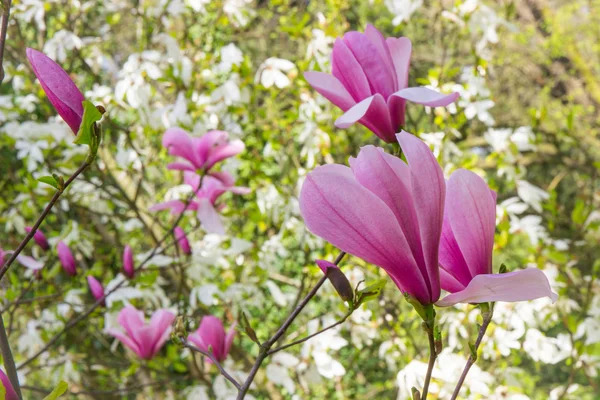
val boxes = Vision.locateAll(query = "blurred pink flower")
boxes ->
[123,245,135,279]
[188,316,237,363]
[173,227,191,255]
[106,304,175,360]
[25,226,50,251]
[0,247,43,271]
[26,48,85,135]
[163,128,244,173]
[150,172,250,235]
[436,169,558,306]
[0,369,19,400]
[300,132,445,305]
[57,241,77,276]
[87,276,106,306]
[304,24,459,143]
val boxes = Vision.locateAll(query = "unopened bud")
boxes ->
[316,260,353,304]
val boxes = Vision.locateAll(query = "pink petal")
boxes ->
[87,276,105,304]
[385,37,412,90]
[210,171,236,186]
[57,241,77,276]
[335,94,396,143]
[197,316,226,361]
[16,254,43,270]
[167,161,196,172]
[117,304,146,338]
[162,127,200,168]
[106,328,143,358]
[439,211,472,291]
[397,132,445,303]
[204,139,245,171]
[331,38,372,102]
[436,268,558,307]
[299,164,430,303]
[392,87,460,107]
[149,200,199,214]
[149,309,176,358]
[196,130,228,163]
[197,198,225,235]
[0,369,19,400]
[445,169,496,278]
[223,321,237,360]
[123,245,135,279]
[25,226,49,251]
[174,227,192,255]
[342,31,396,98]
[315,259,339,274]
[187,331,207,351]
[304,71,356,111]
[364,24,398,90]
[26,48,84,135]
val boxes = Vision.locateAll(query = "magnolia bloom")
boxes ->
[57,241,77,276]
[87,276,106,305]
[436,170,558,306]
[0,247,43,271]
[163,127,244,173]
[304,24,459,143]
[123,245,135,279]
[106,305,175,360]
[25,226,50,251]
[300,132,444,305]
[150,172,250,235]
[0,369,18,400]
[187,316,237,363]
[26,48,85,134]
[174,227,191,255]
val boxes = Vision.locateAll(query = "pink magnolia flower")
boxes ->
[25,226,50,251]
[123,245,135,279]
[57,241,77,276]
[173,227,191,255]
[187,316,237,363]
[304,25,459,143]
[106,304,175,360]
[26,48,85,135]
[163,128,244,173]
[87,276,106,306]
[436,169,558,306]
[150,172,250,235]
[0,369,19,400]
[0,246,43,271]
[300,132,445,305]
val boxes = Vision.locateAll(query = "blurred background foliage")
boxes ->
[0,0,599,399]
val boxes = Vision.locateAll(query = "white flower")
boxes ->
[255,58,296,89]
[266,352,300,393]
[516,180,549,213]
[385,0,423,26]
[217,43,244,74]
[43,30,83,63]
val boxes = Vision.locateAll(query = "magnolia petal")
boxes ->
[16,255,43,270]
[331,38,372,102]
[198,316,226,361]
[304,71,355,111]
[166,161,196,172]
[196,130,228,164]
[223,322,238,361]
[118,304,146,338]
[149,310,176,358]
[392,87,459,107]
[0,369,19,400]
[205,139,245,171]
[385,37,412,90]
[335,94,396,143]
[397,132,445,303]
[436,268,559,307]
[162,127,200,168]
[197,198,225,235]
[149,200,199,215]
[106,328,142,358]
[299,164,430,303]
[446,169,496,277]
[364,24,398,90]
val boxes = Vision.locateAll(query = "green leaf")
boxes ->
[239,311,260,345]
[38,175,59,189]
[43,381,68,400]
[74,101,103,145]
[354,279,387,307]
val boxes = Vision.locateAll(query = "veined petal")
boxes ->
[118,304,146,338]
[385,37,412,90]
[205,139,245,170]
[149,200,199,215]
[439,211,472,291]
[397,132,445,303]
[331,38,372,101]
[299,164,430,303]
[436,268,558,307]
[304,71,356,111]
[364,24,398,90]
[167,162,196,172]
[392,87,459,107]
[343,31,396,98]
[163,127,200,168]
[106,329,142,358]
[335,94,396,143]
[197,198,225,235]
[446,169,496,277]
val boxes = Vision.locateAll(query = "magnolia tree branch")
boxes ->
[236,251,346,399]
[0,159,92,281]
[179,338,241,389]
[0,0,12,83]
[450,307,494,400]
[420,326,437,399]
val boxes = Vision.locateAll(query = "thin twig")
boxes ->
[0,0,13,84]
[0,159,91,281]
[450,308,494,400]
[421,327,437,399]
[179,338,241,389]
[236,251,346,399]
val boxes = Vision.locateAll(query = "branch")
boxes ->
[421,326,437,399]
[450,307,494,400]
[0,159,91,281]
[0,0,12,84]
[179,338,241,390]
[236,251,346,399]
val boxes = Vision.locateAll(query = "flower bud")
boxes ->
[316,259,353,303]
[123,245,135,279]
[87,276,106,306]
[174,227,191,255]
[25,226,50,251]
[57,241,77,276]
